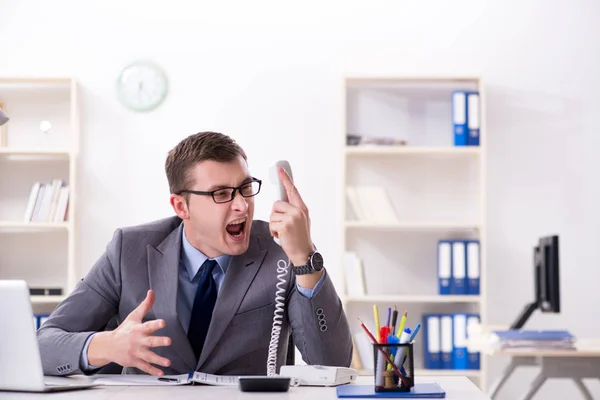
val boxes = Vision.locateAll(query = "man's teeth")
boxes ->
[228,219,245,226]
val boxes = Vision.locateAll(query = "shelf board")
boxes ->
[356,368,480,377]
[0,221,70,232]
[345,221,480,231]
[344,295,481,304]
[345,146,480,156]
[0,149,72,160]
[31,295,66,304]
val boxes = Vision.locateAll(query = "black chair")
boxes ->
[286,333,295,365]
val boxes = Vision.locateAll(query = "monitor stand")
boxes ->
[510,301,538,330]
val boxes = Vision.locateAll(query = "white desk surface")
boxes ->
[0,376,490,400]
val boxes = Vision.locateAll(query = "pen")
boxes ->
[158,377,179,383]
[358,318,410,387]
[409,323,422,342]
[373,305,381,342]
[391,306,398,333]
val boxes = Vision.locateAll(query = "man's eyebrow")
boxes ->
[207,176,253,191]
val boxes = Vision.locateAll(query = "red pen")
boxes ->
[379,326,390,344]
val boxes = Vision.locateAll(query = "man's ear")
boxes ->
[170,194,189,219]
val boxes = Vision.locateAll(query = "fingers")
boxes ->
[141,335,172,348]
[278,167,306,208]
[269,220,287,239]
[129,290,154,321]
[140,349,172,368]
[134,360,165,377]
[140,319,166,335]
[271,200,298,216]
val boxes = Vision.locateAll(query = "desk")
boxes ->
[487,345,600,400]
[467,326,600,400]
[0,376,490,400]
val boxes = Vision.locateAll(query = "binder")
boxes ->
[466,92,480,146]
[423,314,441,370]
[466,240,480,295]
[466,314,480,370]
[450,241,467,294]
[452,313,468,370]
[437,241,452,295]
[452,91,468,146]
[336,383,446,398]
[439,315,453,369]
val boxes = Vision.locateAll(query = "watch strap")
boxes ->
[292,264,313,275]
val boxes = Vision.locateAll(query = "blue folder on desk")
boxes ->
[336,384,446,398]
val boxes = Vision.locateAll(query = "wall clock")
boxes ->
[116,60,168,112]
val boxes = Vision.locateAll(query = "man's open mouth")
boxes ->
[226,218,246,238]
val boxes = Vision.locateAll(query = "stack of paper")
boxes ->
[490,330,576,351]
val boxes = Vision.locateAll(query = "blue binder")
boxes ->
[467,314,480,370]
[450,241,467,295]
[423,314,441,370]
[437,240,452,295]
[452,313,468,370]
[336,383,446,398]
[452,91,468,146]
[466,92,480,146]
[439,315,453,370]
[466,240,480,295]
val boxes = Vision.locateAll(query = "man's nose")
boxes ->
[231,190,248,211]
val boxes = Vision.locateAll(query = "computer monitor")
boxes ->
[510,235,560,330]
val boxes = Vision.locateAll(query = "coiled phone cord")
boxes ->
[266,258,289,377]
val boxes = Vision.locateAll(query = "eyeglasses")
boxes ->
[178,178,262,204]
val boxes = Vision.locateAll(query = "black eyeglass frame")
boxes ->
[177,178,262,204]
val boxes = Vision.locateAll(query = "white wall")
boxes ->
[2,0,600,398]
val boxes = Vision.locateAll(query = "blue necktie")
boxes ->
[187,259,218,361]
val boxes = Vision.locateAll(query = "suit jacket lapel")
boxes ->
[197,233,267,369]
[147,223,197,372]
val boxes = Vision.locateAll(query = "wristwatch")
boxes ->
[292,251,324,275]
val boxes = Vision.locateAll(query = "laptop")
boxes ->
[0,280,99,392]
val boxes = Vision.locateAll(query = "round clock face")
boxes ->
[116,60,168,112]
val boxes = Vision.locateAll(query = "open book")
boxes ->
[88,371,239,386]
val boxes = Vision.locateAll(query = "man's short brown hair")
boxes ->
[165,131,247,196]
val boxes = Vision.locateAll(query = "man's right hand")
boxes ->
[87,289,172,376]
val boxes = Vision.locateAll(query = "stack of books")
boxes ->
[489,330,576,351]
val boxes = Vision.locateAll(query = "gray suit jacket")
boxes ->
[37,216,353,376]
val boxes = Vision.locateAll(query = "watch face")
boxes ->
[311,252,324,271]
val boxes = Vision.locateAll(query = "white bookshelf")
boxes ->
[340,76,487,389]
[0,77,79,316]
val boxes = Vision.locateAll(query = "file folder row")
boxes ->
[33,314,49,331]
[423,313,480,370]
[438,240,480,295]
[452,90,480,146]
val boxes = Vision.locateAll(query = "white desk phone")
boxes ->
[238,161,358,392]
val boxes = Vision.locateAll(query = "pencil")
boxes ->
[373,305,380,342]
[358,318,410,387]
[396,311,407,337]
[385,307,391,329]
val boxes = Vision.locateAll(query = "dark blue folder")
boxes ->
[336,384,446,398]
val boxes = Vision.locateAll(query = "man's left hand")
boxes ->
[269,167,316,273]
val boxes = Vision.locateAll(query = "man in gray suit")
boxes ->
[37,131,353,377]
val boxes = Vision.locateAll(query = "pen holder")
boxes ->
[372,342,415,392]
